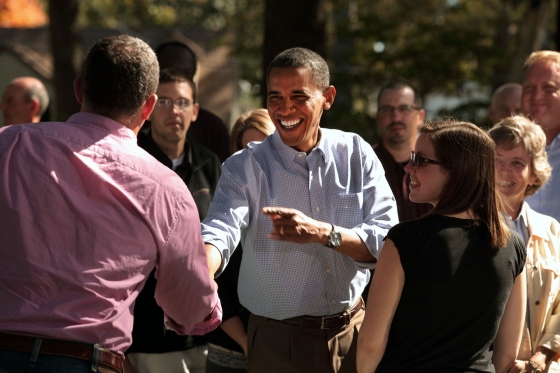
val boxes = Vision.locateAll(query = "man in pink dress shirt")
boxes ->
[0,35,221,373]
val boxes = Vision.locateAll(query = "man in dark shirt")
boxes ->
[373,79,432,222]
[155,41,231,163]
[127,69,221,373]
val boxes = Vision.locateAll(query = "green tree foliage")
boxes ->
[74,0,556,140]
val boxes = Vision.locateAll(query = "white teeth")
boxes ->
[497,179,514,187]
[410,181,419,186]
[280,119,301,128]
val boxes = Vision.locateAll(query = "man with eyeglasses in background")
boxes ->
[128,68,222,373]
[373,79,432,222]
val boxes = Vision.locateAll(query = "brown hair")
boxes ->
[230,109,275,153]
[488,115,551,197]
[421,120,510,248]
[159,68,198,103]
[82,35,159,121]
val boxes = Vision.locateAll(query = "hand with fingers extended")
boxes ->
[262,206,331,245]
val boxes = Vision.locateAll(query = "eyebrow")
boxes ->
[267,89,310,97]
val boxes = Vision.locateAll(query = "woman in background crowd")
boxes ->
[205,109,275,373]
[489,116,560,373]
[357,120,526,373]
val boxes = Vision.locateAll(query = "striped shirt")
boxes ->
[202,128,398,320]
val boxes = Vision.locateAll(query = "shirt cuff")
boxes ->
[164,299,223,336]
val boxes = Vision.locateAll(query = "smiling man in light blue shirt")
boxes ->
[202,47,397,373]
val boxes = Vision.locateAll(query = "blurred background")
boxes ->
[1,0,557,143]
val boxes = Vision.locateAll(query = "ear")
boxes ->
[323,86,336,110]
[418,108,426,122]
[29,99,40,118]
[140,93,157,121]
[191,103,200,122]
[74,75,83,104]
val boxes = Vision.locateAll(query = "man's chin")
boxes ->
[387,135,408,145]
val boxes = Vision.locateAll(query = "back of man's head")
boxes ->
[155,41,198,80]
[81,35,159,121]
[26,78,49,119]
[266,47,330,91]
[489,83,522,124]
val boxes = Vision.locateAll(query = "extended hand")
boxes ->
[507,360,532,373]
[262,206,331,245]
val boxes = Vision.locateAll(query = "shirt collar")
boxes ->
[271,128,327,168]
[525,201,551,241]
[516,201,529,229]
[67,112,138,142]
[548,131,560,150]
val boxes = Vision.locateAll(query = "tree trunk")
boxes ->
[48,0,82,121]
[261,0,326,105]
[506,0,551,81]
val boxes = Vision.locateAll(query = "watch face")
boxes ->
[330,231,342,247]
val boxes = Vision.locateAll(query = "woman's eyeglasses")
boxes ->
[410,151,440,167]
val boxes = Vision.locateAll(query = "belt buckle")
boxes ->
[320,313,341,330]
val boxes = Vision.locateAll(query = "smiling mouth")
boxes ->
[497,179,514,187]
[280,119,302,129]
[410,180,419,186]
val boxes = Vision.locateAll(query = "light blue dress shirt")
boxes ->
[526,133,560,222]
[505,201,530,246]
[202,128,398,320]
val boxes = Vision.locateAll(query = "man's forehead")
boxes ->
[267,67,317,91]
[379,87,415,104]
[524,60,560,81]
[157,81,193,97]
[3,84,26,100]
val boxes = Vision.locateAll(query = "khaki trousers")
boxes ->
[247,308,364,373]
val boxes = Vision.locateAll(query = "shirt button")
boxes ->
[310,176,314,180]
[326,268,331,273]
[315,207,320,212]
[297,154,303,158]
[535,301,540,305]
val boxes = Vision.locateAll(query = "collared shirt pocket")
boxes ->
[335,192,364,227]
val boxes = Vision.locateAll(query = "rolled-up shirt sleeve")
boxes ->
[352,138,399,267]
[202,164,251,275]
[154,191,222,335]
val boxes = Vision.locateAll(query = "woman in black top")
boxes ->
[357,120,527,373]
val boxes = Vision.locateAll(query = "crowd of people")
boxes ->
[1,33,560,373]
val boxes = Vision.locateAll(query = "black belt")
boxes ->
[281,298,364,330]
[0,332,123,373]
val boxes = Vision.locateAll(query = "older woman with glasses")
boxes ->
[488,116,560,373]
[357,120,527,373]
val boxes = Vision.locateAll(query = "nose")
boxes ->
[278,98,295,115]
[404,159,414,174]
[495,160,512,173]
[171,102,181,114]
[531,86,544,100]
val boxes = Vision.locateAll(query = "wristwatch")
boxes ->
[325,224,342,248]
[528,360,542,373]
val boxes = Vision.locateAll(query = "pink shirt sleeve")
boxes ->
[153,185,222,334]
